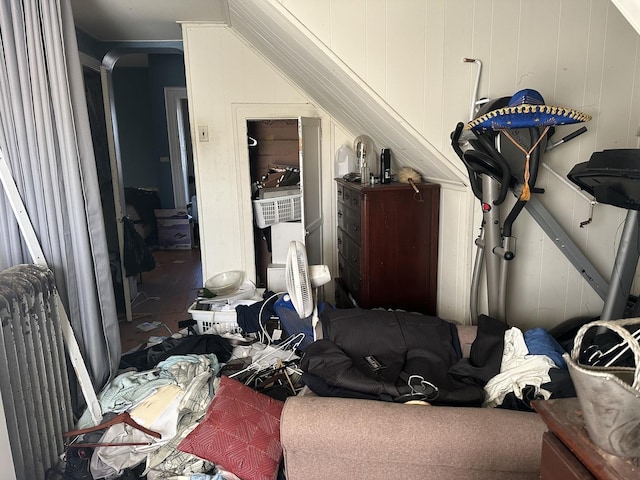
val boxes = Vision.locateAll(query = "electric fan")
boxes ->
[285,240,331,340]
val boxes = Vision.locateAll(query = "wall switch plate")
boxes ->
[198,125,209,142]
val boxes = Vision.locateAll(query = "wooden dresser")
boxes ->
[532,398,640,479]
[335,178,440,315]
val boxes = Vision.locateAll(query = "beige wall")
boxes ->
[184,0,640,329]
[182,24,353,299]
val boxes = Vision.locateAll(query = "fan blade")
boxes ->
[285,241,314,318]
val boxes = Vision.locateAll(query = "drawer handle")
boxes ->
[337,211,343,218]
[344,192,351,200]
[353,226,359,232]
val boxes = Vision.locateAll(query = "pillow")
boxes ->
[178,375,284,480]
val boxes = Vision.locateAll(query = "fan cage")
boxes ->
[286,242,314,318]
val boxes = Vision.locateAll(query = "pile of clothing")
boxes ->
[50,333,300,480]
[300,309,575,410]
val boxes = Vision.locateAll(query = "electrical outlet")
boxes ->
[198,126,209,142]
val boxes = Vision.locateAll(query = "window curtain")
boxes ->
[0,0,120,390]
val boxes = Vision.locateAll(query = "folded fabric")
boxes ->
[524,327,568,368]
[449,314,507,387]
[483,327,555,408]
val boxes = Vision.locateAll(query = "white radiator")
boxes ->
[0,264,74,479]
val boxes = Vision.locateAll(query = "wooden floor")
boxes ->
[119,248,202,353]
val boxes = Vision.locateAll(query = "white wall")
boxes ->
[184,0,640,329]
[182,25,351,301]
[277,0,640,329]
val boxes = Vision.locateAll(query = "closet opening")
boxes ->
[247,119,303,289]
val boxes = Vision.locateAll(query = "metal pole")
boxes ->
[601,210,640,320]
[482,175,504,321]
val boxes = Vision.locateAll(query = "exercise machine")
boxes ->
[451,90,640,327]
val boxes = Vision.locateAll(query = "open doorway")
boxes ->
[247,119,303,288]
[244,116,323,293]
[165,87,194,211]
[85,51,202,349]
[81,59,123,308]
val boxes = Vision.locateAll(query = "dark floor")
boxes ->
[119,248,202,353]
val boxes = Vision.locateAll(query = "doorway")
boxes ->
[165,87,194,210]
[86,51,202,333]
[81,60,124,308]
[244,117,323,292]
[247,119,303,288]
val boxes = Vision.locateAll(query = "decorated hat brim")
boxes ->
[465,104,592,132]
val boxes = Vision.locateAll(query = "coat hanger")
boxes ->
[64,411,161,439]
[228,333,305,380]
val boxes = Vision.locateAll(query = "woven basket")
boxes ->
[564,318,640,458]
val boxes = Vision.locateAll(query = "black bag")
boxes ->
[122,216,155,277]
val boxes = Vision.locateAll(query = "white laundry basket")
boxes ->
[252,194,301,228]
[188,302,243,335]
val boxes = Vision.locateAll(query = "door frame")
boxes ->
[100,44,184,321]
[165,87,190,208]
[232,103,325,282]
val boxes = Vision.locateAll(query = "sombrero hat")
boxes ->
[464,89,591,202]
[465,89,591,132]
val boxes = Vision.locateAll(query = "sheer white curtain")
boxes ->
[0,0,120,389]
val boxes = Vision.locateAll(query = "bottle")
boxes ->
[360,161,370,185]
[334,144,356,178]
[380,148,391,184]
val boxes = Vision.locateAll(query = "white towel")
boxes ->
[483,327,555,408]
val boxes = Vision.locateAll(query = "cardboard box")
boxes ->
[154,209,191,249]
[155,208,189,219]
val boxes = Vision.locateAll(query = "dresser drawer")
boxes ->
[337,204,361,241]
[341,186,361,210]
[541,432,595,480]
[334,277,355,309]
[338,254,361,303]
[338,228,361,272]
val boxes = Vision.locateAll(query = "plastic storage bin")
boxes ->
[188,302,243,335]
[252,194,301,228]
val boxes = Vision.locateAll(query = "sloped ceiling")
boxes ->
[227,0,466,185]
[72,0,640,184]
[611,0,640,36]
